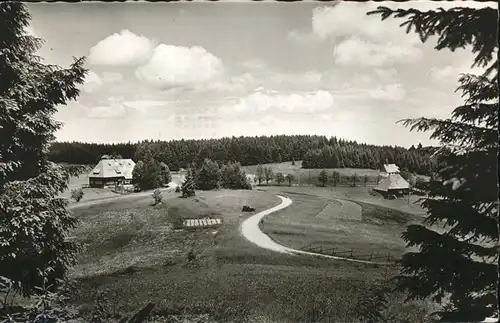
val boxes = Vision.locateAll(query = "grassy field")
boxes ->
[258,190,418,261]
[243,160,382,186]
[67,188,431,322]
[261,185,426,216]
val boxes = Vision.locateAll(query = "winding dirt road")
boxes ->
[240,194,393,265]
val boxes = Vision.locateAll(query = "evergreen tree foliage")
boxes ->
[0,2,86,296]
[132,150,164,190]
[132,160,146,189]
[181,168,196,198]
[159,162,172,186]
[285,173,295,187]
[47,135,437,176]
[369,4,498,322]
[196,158,221,190]
[318,170,328,187]
[220,162,251,190]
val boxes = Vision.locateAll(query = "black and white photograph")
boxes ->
[0,1,498,322]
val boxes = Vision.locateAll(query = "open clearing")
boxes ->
[243,161,431,188]
[243,160,382,186]
[68,187,429,322]
[256,188,417,260]
[261,184,426,216]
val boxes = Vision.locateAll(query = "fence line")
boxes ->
[300,243,400,264]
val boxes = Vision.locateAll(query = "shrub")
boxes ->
[71,188,84,202]
[175,186,181,193]
[152,189,163,205]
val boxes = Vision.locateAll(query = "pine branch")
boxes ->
[402,225,497,259]
[421,199,498,242]
[398,117,497,148]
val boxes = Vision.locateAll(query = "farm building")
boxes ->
[373,164,410,197]
[88,158,135,188]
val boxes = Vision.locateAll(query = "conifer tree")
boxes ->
[0,2,87,296]
[181,167,196,198]
[197,158,221,190]
[318,170,328,187]
[370,4,498,322]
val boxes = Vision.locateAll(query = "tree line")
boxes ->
[48,135,438,175]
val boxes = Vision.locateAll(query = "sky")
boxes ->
[26,1,497,147]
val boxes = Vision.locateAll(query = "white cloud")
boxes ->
[201,73,256,94]
[333,37,422,66]
[87,105,126,119]
[290,3,426,66]
[88,30,155,66]
[101,72,124,84]
[428,63,485,83]
[83,71,102,93]
[229,89,334,114]
[311,3,420,45]
[135,44,223,90]
[367,84,406,101]
[286,30,321,44]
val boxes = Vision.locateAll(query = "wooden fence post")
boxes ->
[369,252,373,260]
[350,249,353,257]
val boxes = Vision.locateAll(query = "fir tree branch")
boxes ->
[398,117,497,148]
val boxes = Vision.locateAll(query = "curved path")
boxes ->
[241,195,393,265]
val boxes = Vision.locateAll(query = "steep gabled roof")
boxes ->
[89,159,135,180]
[374,173,410,192]
[383,164,400,174]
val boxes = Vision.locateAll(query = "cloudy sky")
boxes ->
[26,1,496,147]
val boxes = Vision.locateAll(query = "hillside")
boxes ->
[48,135,439,175]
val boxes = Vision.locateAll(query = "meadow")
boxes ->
[65,186,432,322]
[242,160,383,187]
[258,190,419,262]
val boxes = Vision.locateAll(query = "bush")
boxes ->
[175,186,181,193]
[152,189,163,205]
[71,188,84,202]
